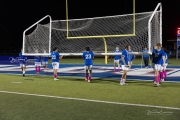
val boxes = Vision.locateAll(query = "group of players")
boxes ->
[18,43,168,86]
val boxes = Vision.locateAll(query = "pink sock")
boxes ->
[159,72,163,80]
[54,74,57,78]
[114,67,116,71]
[118,68,120,72]
[35,66,38,72]
[89,76,91,80]
[86,76,88,80]
[38,66,40,72]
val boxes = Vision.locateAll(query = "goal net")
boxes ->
[22,3,161,56]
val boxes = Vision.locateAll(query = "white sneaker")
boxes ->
[161,79,164,82]
[88,80,90,83]
[156,83,161,86]
[120,79,124,85]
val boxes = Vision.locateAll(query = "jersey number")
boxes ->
[85,54,91,59]
[52,55,56,59]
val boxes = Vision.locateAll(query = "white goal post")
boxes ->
[22,3,162,57]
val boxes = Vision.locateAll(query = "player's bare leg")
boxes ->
[121,70,127,85]
[88,70,92,82]
[85,70,88,81]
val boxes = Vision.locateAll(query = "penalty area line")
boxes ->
[0,91,180,111]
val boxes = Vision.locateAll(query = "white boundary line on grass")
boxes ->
[0,90,180,111]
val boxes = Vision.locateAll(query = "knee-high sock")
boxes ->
[35,66,38,72]
[38,66,40,72]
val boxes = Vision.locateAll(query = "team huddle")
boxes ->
[18,43,168,86]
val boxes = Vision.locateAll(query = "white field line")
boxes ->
[0,91,179,111]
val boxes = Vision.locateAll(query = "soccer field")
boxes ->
[0,58,180,120]
[0,74,180,120]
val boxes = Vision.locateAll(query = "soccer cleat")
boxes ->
[161,79,164,82]
[156,83,161,86]
[54,78,59,81]
[88,80,90,83]
[23,74,25,77]
[85,78,87,81]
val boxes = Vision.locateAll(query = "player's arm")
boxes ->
[82,53,85,59]
[59,54,63,59]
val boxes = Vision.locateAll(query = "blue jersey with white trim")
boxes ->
[121,49,128,65]
[51,51,60,62]
[114,50,121,60]
[19,52,27,64]
[82,51,94,65]
[152,49,165,64]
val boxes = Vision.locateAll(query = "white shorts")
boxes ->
[52,62,59,69]
[152,63,161,71]
[121,65,129,71]
[161,64,168,71]
[35,62,41,66]
[20,63,26,67]
[84,65,92,70]
[42,61,48,65]
[114,60,120,64]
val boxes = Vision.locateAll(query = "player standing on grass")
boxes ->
[42,50,48,72]
[82,47,94,83]
[51,47,63,81]
[19,49,27,77]
[34,49,41,74]
[120,45,130,85]
[114,47,121,72]
[152,43,166,86]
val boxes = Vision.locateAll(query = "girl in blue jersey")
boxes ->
[114,47,121,72]
[42,50,48,72]
[152,43,166,86]
[120,45,131,85]
[51,47,63,80]
[82,47,94,82]
[19,49,27,76]
[34,49,41,74]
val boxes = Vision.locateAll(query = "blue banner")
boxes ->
[0,56,35,64]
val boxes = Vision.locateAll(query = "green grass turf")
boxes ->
[0,74,180,120]
[52,57,180,66]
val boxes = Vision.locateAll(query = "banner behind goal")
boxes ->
[22,3,162,56]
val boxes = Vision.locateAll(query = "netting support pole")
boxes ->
[148,3,162,53]
[102,37,108,64]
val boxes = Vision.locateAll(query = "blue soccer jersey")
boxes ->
[142,50,149,58]
[152,49,165,64]
[34,56,41,62]
[42,56,48,62]
[121,49,128,65]
[82,51,94,65]
[114,50,121,60]
[19,52,27,64]
[51,51,60,62]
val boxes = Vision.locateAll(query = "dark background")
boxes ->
[0,0,180,54]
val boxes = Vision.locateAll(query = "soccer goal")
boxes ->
[22,3,162,58]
